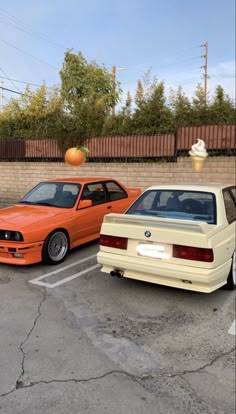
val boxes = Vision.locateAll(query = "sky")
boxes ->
[0,0,235,109]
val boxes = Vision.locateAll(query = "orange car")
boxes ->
[0,178,141,265]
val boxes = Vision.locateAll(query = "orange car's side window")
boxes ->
[81,183,107,206]
[105,181,127,201]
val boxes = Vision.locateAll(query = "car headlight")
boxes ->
[4,231,11,240]
[13,232,23,241]
[3,231,24,241]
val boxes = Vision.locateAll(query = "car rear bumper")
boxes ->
[97,251,231,293]
[0,241,43,265]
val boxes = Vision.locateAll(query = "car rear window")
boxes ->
[126,190,216,224]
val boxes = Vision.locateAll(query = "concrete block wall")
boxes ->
[0,156,235,206]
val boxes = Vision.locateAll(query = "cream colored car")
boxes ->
[97,184,236,293]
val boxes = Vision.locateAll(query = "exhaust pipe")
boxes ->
[110,269,124,278]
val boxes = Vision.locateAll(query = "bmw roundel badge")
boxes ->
[144,230,151,238]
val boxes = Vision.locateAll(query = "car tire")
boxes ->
[225,251,236,290]
[42,230,69,265]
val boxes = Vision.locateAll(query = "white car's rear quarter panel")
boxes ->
[212,189,235,266]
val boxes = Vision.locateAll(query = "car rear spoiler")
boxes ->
[103,213,220,236]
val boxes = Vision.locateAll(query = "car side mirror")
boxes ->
[78,199,92,209]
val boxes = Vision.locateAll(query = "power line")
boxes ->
[122,55,202,73]
[0,65,22,93]
[117,58,202,81]
[211,74,235,79]
[1,86,51,107]
[0,7,67,49]
[1,86,32,98]
[1,39,59,71]
[0,8,114,66]
[0,8,207,79]
[152,56,202,71]
[0,19,65,50]
[0,75,56,89]
[169,77,202,86]
[1,37,112,75]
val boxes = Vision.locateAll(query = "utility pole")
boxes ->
[0,81,3,112]
[112,65,127,116]
[112,65,116,117]
[201,41,209,103]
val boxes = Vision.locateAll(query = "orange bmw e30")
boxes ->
[0,178,141,265]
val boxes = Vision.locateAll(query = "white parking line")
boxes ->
[228,320,236,336]
[29,254,100,288]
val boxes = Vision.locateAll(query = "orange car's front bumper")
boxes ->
[0,241,43,265]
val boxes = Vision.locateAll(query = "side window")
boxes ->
[80,185,91,200]
[81,183,107,205]
[230,187,236,203]
[105,181,127,201]
[223,190,236,223]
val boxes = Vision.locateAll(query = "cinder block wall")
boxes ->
[0,156,235,206]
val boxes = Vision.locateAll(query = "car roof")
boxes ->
[45,177,115,184]
[146,183,234,191]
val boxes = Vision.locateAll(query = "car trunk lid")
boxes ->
[100,213,224,264]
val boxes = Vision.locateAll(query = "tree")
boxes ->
[0,98,21,125]
[123,91,132,115]
[192,84,206,109]
[132,78,173,134]
[169,86,192,127]
[191,84,209,125]
[209,85,236,123]
[135,80,145,110]
[0,85,64,140]
[59,50,121,140]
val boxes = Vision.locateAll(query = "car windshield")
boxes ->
[19,182,81,209]
[126,190,216,224]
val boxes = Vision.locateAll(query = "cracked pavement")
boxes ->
[0,245,235,413]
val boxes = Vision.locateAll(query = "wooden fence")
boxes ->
[0,124,235,161]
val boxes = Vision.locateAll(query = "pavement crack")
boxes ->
[16,293,46,389]
[168,346,235,378]
[0,387,17,398]
[1,345,235,399]
[0,293,46,398]
[0,370,138,395]
[0,293,46,399]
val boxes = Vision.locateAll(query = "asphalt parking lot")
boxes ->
[0,241,235,414]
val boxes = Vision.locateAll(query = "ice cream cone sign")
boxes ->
[189,139,208,172]
[65,146,89,167]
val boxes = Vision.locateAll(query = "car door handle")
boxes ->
[107,206,112,209]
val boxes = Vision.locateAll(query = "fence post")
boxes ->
[174,129,178,161]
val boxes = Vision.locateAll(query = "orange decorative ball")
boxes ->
[64,147,89,167]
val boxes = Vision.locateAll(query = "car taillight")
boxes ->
[173,245,214,262]
[100,234,128,250]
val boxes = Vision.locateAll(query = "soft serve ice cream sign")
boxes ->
[189,139,208,172]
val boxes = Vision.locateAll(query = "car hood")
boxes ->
[0,204,67,230]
